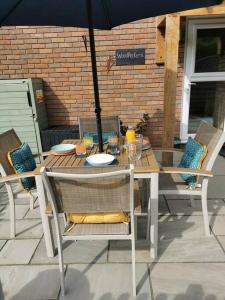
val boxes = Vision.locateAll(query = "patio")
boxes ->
[0,153,225,300]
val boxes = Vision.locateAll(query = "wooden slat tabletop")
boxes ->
[43,139,160,173]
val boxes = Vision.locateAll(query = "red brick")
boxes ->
[0,20,184,145]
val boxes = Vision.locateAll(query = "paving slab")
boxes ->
[140,195,169,215]
[109,236,224,263]
[151,262,225,300]
[217,236,225,253]
[210,215,225,235]
[0,204,29,220]
[0,192,10,205]
[164,195,192,200]
[158,196,170,215]
[156,236,225,262]
[0,240,6,251]
[158,215,207,240]
[0,219,43,239]
[59,263,151,300]
[24,205,41,219]
[109,240,152,263]
[0,191,35,206]
[31,238,108,264]
[0,239,39,265]
[0,265,60,300]
[140,183,169,215]
[167,199,225,216]
[137,215,208,241]
[208,175,225,199]
[137,216,148,240]
[212,154,225,175]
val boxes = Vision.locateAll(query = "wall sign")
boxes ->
[116,48,145,66]
[36,89,44,102]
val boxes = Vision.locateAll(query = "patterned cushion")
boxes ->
[8,143,36,190]
[84,131,116,144]
[178,137,207,188]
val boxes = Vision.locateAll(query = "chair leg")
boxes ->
[9,197,16,238]
[6,184,16,238]
[60,269,65,297]
[56,227,66,296]
[146,202,151,240]
[134,215,138,240]
[150,174,158,259]
[146,182,151,240]
[131,236,136,297]
[58,235,66,296]
[29,192,35,210]
[190,196,195,207]
[53,213,66,296]
[201,192,210,237]
[63,213,67,227]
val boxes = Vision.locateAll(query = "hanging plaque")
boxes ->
[116,48,145,66]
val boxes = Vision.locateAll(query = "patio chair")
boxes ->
[41,165,137,297]
[155,122,225,236]
[79,115,120,138]
[0,129,39,238]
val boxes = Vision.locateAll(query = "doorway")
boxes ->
[181,17,225,142]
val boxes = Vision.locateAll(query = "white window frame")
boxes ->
[180,17,225,142]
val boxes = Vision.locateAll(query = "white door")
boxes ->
[181,17,225,142]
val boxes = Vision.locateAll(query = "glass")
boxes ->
[127,134,143,161]
[108,136,119,155]
[126,126,135,143]
[188,81,225,134]
[76,143,86,156]
[195,28,225,73]
[83,135,93,149]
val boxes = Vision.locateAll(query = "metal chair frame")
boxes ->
[156,122,225,236]
[0,129,38,237]
[79,115,120,139]
[41,165,136,297]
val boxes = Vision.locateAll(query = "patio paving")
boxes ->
[0,155,225,299]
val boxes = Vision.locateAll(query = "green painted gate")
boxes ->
[0,78,48,160]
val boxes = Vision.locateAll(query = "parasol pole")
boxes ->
[86,0,104,152]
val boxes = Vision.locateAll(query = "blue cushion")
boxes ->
[178,137,207,187]
[8,143,36,190]
[84,131,117,144]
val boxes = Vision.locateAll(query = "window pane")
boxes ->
[188,81,225,133]
[195,28,225,73]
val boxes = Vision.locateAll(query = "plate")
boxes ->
[51,144,76,154]
[86,154,115,166]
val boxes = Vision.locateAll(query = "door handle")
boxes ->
[27,91,32,107]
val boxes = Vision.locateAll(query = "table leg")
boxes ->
[150,173,159,259]
[146,178,151,240]
[36,175,55,258]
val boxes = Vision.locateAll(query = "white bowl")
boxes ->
[51,144,76,154]
[86,154,115,166]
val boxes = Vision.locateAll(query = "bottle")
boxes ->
[126,126,135,143]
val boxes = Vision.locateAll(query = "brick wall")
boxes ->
[0,18,184,146]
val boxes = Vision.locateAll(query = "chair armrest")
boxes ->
[160,167,213,178]
[152,148,184,153]
[0,167,40,183]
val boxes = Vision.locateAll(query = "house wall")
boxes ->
[0,18,184,146]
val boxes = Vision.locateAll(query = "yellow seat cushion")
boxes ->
[68,212,129,224]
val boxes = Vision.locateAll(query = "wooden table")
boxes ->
[35,140,160,259]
